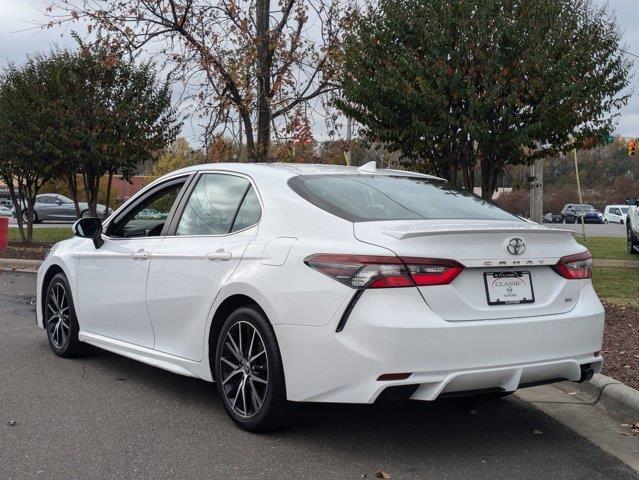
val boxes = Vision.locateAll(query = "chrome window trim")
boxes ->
[101,173,194,241]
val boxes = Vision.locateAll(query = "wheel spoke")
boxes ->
[249,378,262,410]
[226,334,242,362]
[247,329,256,359]
[49,291,59,310]
[222,368,243,386]
[53,322,60,347]
[249,349,265,363]
[251,373,267,385]
[60,288,67,308]
[231,377,244,410]
[237,322,243,358]
[221,357,239,370]
[58,324,67,346]
[240,376,248,415]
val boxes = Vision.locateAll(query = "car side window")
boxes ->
[176,174,257,236]
[108,180,186,238]
[232,186,262,232]
[611,208,620,215]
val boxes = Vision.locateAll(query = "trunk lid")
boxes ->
[354,219,586,321]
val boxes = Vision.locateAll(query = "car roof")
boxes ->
[162,162,444,181]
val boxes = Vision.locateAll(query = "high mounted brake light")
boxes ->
[304,254,464,289]
[552,251,593,279]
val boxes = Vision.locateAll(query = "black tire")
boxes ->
[80,209,90,218]
[628,226,639,255]
[43,273,83,357]
[214,306,294,432]
[620,219,624,225]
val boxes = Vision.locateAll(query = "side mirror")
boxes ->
[73,217,104,249]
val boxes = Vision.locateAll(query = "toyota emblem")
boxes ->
[507,237,526,255]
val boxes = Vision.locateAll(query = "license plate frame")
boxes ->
[483,271,535,306]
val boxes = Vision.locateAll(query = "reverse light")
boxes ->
[552,251,593,279]
[304,254,464,289]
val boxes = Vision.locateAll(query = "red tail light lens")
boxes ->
[553,251,593,279]
[304,254,464,289]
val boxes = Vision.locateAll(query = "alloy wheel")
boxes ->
[46,282,71,350]
[219,320,269,418]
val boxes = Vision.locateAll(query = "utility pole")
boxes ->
[344,116,352,166]
[572,148,587,239]
[529,158,543,223]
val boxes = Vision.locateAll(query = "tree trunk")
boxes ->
[480,155,500,201]
[242,112,257,162]
[66,172,81,217]
[82,170,101,216]
[105,170,114,216]
[4,179,27,243]
[255,0,272,162]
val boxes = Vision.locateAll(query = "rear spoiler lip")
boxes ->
[383,227,574,240]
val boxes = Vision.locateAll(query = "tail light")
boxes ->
[304,254,463,289]
[552,251,593,279]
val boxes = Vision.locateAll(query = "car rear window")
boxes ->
[288,175,519,222]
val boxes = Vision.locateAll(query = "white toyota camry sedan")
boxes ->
[36,162,604,431]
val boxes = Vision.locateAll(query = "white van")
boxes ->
[603,205,629,224]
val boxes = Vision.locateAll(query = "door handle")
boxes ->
[131,249,150,260]
[206,251,232,261]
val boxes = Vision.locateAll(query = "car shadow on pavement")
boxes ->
[3,335,632,479]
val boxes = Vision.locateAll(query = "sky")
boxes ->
[1,0,639,145]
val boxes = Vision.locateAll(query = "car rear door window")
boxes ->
[176,174,253,236]
[231,186,261,232]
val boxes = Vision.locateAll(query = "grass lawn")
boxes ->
[8,227,73,244]
[576,236,637,261]
[591,267,639,309]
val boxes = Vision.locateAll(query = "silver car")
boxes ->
[16,194,108,223]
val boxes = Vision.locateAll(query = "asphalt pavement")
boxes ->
[1,272,637,480]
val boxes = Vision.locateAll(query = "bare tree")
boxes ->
[47,0,355,161]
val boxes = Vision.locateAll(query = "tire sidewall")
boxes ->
[44,273,81,356]
[214,306,285,430]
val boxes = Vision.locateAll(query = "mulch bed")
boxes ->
[2,241,638,391]
[602,302,639,391]
[0,242,52,261]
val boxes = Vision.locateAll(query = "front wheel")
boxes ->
[214,306,294,431]
[44,273,83,357]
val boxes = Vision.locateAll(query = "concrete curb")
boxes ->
[0,258,41,273]
[595,259,639,268]
[557,374,639,419]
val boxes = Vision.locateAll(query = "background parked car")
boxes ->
[0,206,13,217]
[603,205,629,224]
[561,204,604,224]
[542,212,563,223]
[14,194,108,223]
[627,198,639,254]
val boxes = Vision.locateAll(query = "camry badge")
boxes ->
[507,237,526,255]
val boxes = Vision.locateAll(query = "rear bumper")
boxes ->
[274,283,604,403]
